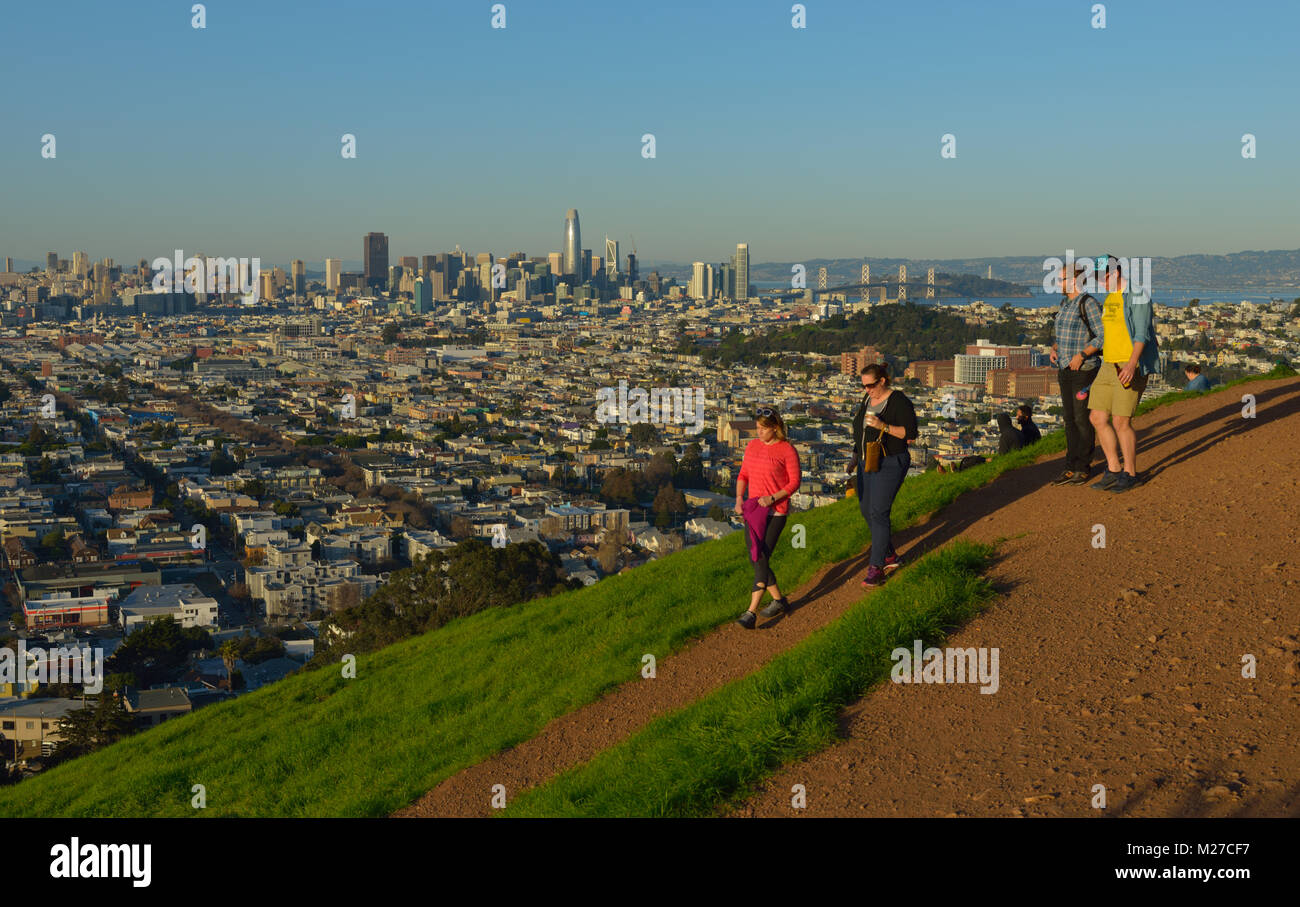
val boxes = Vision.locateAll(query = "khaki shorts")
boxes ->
[1088,363,1147,418]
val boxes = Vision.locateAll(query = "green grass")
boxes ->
[503,540,997,817]
[0,364,1292,817]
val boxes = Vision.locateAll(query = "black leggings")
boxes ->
[753,514,788,588]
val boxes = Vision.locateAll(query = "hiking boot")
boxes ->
[883,553,903,573]
[861,565,886,588]
[1050,470,1076,486]
[1107,472,1139,493]
[1091,470,1122,490]
[1066,470,1091,485]
[737,610,757,629]
[759,597,789,619]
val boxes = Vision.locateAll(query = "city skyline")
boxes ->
[2,0,1297,265]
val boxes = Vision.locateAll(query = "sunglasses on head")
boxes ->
[755,407,775,418]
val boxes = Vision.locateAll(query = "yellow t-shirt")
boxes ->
[1101,291,1133,363]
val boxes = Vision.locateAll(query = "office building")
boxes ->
[954,353,1008,385]
[563,209,581,279]
[690,262,706,299]
[363,232,389,289]
[325,258,341,291]
[605,237,619,283]
[291,259,305,296]
[414,275,432,313]
[734,243,749,301]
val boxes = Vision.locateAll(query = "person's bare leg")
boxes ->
[1113,415,1136,475]
[1090,409,1121,472]
[748,585,765,613]
[765,582,782,602]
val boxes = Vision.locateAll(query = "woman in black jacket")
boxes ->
[849,362,918,587]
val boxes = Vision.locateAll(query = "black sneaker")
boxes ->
[1107,472,1139,493]
[737,610,757,629]
[759,597,788,619]
[1091,470,1122,490]
[1066,470,1091,485]
[1050,470,1076,486]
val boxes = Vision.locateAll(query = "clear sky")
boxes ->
[2,0,1296,268]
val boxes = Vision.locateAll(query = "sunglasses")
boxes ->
[862,381,879,390]
[755,407,775,418]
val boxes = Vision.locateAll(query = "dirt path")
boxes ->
[733,377,1300,817]
[395,377,1300,818]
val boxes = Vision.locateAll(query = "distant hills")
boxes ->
[648,248,1300,290]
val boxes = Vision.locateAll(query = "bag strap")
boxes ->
[1076,293,1097,343]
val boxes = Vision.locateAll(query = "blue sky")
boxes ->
[2,0,1296,268]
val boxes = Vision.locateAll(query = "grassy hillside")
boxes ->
[0,450,1056,817]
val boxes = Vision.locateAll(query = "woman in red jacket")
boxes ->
[733,409,802,629]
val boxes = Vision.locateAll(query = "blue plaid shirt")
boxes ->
[1054,293,1103,369]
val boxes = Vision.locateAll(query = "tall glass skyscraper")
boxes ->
[563,209,581,279]
[735,242,749,301]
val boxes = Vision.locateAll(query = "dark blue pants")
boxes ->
[857,451,910,567]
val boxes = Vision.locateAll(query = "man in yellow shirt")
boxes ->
[1087,256,1156,493]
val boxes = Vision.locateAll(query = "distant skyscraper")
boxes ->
[72,251,89,277]
[563,209,581,278]
[325,258,341,291]
[414,276,432,313]
[363,232,389,289]
[626,253,637,284]
[605,237,619,283]
[690,262,706,299]
[46,252,58,272]
[291,259,305,296]
[582,249,592,280]
[735,243,749,301]
[3,257,11,273]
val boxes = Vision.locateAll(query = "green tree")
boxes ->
[628,422,659,445]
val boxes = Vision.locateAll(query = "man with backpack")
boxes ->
[1048,261,1104,485]
[1088,255,1160,493]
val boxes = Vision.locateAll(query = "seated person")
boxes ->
[1184,363,1211,392]
[996,404,1041,455]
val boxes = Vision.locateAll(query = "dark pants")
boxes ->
[997,413,1025,455]
[752,513,788,587]
[857,451,910,567]
[1057,366,1098,473]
